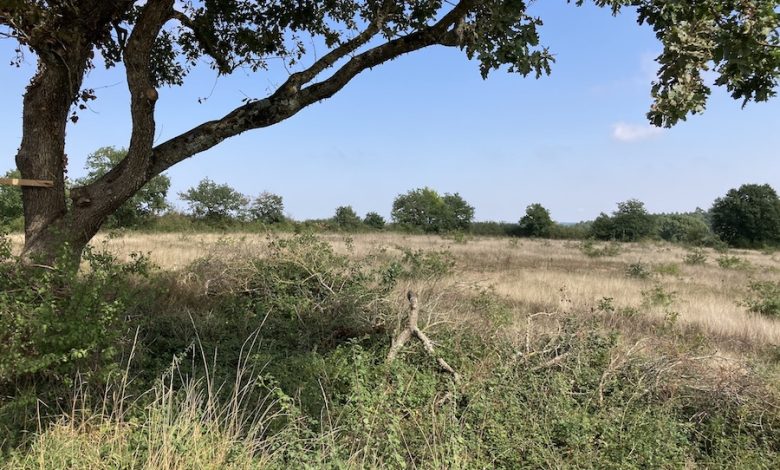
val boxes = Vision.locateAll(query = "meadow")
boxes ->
[2,231,780,468]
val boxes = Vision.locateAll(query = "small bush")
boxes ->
[683,248,707,265]
[642,284,676,308]
[717,255,751,270]
[626,261,652,279]
[580,240,621,257]
[743,281,780,318]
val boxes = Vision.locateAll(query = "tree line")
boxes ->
[1,147,779,249]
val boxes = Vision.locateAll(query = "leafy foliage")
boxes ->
[248,191,285,224]
[333,205,362,230]
[518,203,554,238]
[591,199,655,242]
[0,169,23,229]
[656,212,712,245]
[0,244,153,441]
[711,183,780,248]
[743,280,780,318]
[179,178,249,224]
[391,187,474,233]
[363,211,386,230]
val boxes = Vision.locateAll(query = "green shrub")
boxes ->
[642,284,676,308]
[684,248,707,265]
[580,240,621,257]
[0,245,153,442]
[626,261,652,279]
[717,255,751,270]
[743,281,780,317]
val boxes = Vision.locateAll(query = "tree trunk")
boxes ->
[16,52,92,265]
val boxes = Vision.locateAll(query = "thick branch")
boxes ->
[71,0,172,216]
[150,0,475,175]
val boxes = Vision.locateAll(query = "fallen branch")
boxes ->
[387,290,460,383]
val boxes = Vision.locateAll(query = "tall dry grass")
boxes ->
[8,231,780,351]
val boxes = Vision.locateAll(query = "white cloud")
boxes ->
[611,122,664,143]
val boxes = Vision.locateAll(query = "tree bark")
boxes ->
[16,48,92,265]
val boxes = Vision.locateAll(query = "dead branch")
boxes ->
[386,291,460,383]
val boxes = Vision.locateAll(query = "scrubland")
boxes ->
[2,231,780,468]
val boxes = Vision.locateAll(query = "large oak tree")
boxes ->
[1,0,779,262]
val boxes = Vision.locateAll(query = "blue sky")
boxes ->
[1,2,778,223]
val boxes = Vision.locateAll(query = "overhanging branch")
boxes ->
[149,0,476,175]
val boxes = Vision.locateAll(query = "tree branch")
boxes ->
[71,0,173,218]
[170,9,232,74]
[149,0,476,175]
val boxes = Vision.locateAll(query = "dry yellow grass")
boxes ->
[8,231,780,351]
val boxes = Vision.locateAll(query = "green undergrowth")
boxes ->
[1,233,780,468]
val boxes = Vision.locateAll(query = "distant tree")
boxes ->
[363,212,386,230]
[249,191,285,224]
[442,193,475,231]
[711,184,780,247]
[518,203,554,238]
[391,187,474,233]
[77,147,170,228]
[611,199,655,241]
[590,213,615,240]
[591,199,654,241]
[0,169,23,226]
[179,178,249,223]
[656,213,712,245]
[333,206,362,230]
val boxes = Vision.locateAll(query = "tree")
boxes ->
[249,191,285,224]
[442,193,475,231]
[590,213,615,241]
[518,203,554,238]
[179,178,249,224]
[363,212,386,230]
[0,169,23,227]
[76,147,170,228]
[611,199,655,242]
[4,1,780,262]
[333,206,362,230]
[391,187,474,233]
[656,213,712,245]
[591,199,654,241]
[710,184,780,247]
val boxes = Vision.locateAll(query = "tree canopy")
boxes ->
[711,183,780,247]
[518,203,554,238]
[392,187,474,233]
[591,199,655,242]
[3,0,780,261]
[179,178,249,223]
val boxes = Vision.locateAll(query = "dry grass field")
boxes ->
[11,231,778,354]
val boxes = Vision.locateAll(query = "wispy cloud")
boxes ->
[611,122,664,143]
